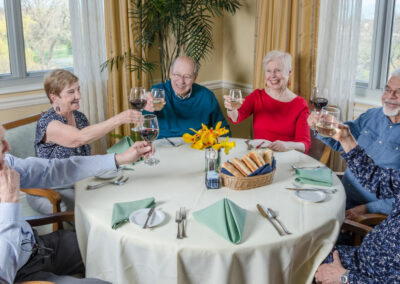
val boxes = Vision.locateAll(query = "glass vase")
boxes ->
[205,148,221,172]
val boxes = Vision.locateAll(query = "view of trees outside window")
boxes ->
[0,0,73,76]
[21,0,72,72]
[389,0,400,75]
[0,0,11,74]
[356,0,375,83]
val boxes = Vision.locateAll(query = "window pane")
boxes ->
[389,0,400,76]
[0,0,11,75]
[21,0,73,72]
[356,0,376,83]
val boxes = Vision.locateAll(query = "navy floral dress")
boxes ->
[35,108,91,159]
[323,145,400,283]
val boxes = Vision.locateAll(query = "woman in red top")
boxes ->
[224,50,311,153]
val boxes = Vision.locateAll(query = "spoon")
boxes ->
[266,208,292,235]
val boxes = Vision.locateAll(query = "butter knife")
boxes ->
[285,187,336,193]
[165,137,176,147]
[256,204,285,236]
[143,207,155,229]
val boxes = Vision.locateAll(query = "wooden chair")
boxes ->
[4,113,62,231]
[308,129,332,165]
[342,213,388,246]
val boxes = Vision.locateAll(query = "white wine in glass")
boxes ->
[229,89,243,110]
[151,88,166,111]
[316,106,340,137]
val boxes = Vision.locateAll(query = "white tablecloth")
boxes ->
[74,138,345,284]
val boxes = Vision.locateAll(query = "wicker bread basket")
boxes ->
[220,167,276,190]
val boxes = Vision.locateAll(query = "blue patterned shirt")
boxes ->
[35,108,91,159]
[331,146,400,283]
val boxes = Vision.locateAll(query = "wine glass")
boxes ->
[129,87,147,132]
[229,89,243,110]
[310,87,328,112]
[316,106,341,137]
[151,88,166,111]
[140,114,160,166]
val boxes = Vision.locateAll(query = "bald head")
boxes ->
[169,56,199,98]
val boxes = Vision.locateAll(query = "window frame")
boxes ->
[356,0,396,91]
[0,0,72,89]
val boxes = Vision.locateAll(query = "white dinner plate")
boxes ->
[159,137,184,147]
[129,208,165,228]
[294,190,326,203]
[95,170,120,180]
[249,139,271,149]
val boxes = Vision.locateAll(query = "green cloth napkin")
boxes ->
[295,167,333,186]
[107,136,134,155]
[193,198,246,244]
[111,197,155,229]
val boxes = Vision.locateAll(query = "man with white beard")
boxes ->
[308,69,400,219]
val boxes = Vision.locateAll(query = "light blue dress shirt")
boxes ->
[0,154,117,284]
[315,107,400,214]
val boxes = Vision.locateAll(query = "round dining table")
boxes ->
[74,138,345,284]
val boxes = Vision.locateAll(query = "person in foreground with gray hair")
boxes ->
[308,68,400,219]
[314,123,400,284]
[0,124,153,284]
[224,50,311,153]
[144,55,229,138]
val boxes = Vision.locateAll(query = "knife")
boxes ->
[143,207,155,229]
[256,204,285,236]
[255,141,265,149]
[285,187,336,194]
[165,137,176,147]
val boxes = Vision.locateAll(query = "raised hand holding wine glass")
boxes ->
[229,89,243,110]
[140,114,160,166]
[316,106,341,137]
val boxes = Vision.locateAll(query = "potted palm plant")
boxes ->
[102,0,242,81]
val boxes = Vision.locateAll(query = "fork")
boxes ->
[180,207,187,238]
[86,176,126,190]
[175,211,182,239]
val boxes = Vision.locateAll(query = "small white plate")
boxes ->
[294,190,326,203]
[159,137,184,147]
[95,170,120,180]
[129,208,165,228]
[249,139,271,149]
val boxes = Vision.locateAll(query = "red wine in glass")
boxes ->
[130,99,147,111]
[140,128,159,142]
[311,97,328,110]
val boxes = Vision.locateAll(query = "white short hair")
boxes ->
[391,68,400,78]
[262,50,292,78]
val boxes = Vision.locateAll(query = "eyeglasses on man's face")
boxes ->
[171,73,194,81]
[383,86,400,98]
[21,239,54,258]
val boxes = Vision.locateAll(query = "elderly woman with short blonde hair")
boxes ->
[224,50,310,153]
[35,69,143,159]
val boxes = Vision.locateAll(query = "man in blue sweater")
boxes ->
[145,56,229,138]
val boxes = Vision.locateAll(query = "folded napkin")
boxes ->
[294,167,333,186]
[193,198,246,244]
[107,136,134,155]
[111,197,155,229]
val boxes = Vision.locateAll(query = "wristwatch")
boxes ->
[340,270,349,284]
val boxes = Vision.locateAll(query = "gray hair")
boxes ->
[391,68,400,78]
[170,56,199,76]
[262,50,292,78]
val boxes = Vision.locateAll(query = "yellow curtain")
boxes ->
[104,0,150,144]
[253,0,320,102]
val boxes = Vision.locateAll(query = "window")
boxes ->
[356,0,400,93]
[0,0,72,85]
